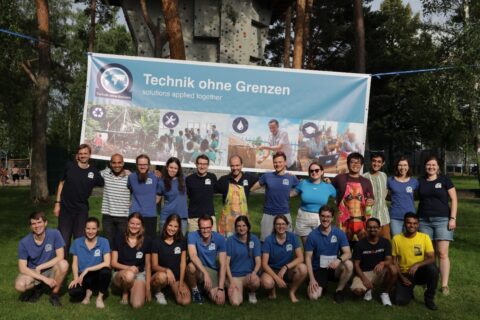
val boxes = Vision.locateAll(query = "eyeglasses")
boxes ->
[309,169,321,174]
[199,226,212,231]
[320,215,333,220]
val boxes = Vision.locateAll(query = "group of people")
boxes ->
[15,143,457,312]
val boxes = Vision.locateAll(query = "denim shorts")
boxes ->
[419,217,453,241]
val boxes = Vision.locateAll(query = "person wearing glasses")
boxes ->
[186,155,218,232]
[290,161,336,245]
[127,154,161,238]
[186,215,226,305]
[261,215,307,303]
[304,205,353,304]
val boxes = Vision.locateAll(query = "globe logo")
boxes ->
[100,67,130,94]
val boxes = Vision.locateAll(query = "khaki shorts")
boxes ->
[197,266,219,288]
[188,216,217,232]
[294,208,320,237]
[351,270,386,291]
[27,268,54,286]
[260,213,292,241]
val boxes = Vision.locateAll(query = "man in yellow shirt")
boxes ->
[392,212,439,310]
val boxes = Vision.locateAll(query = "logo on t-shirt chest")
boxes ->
[146,178,153,185]
[88,172,94,179]
[331,235,338,243]
[249,241,255,249]
[285,244,293,252]
[414,244,422,256]
[406,186,413,193]
[243,180,249,187]
[45,244,53,252]
[174,246,181,254]
[208,243,216,251]
[205,179,211,185]
[136,251,144,259]
[282,179,290,186]
[435,183,442,189]
[94,249,101,257]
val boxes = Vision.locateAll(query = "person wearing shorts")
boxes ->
[304,206,353,304]
[68,217,111,308]
[291,161,336,244]
[251,152,299,241]
[187,215,226,305]
[111,213,152,308]
[226,216,261,306]
[351,218,396,306]
[261,215,307,303]
[15,211,69,307]
[417,155,457,295]
[151,214,190,306]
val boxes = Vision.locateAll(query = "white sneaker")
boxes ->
[380,292,392,306]
[363,289,372,301]
[155,292,167,305]
[248,292,258,304]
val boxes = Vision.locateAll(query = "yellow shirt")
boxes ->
[392,232,434,273]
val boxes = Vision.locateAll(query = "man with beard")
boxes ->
[100,154,131,244]
[392,213,439,310]
[215,155,258,236]
[351,218,396,306]
[53,144,104,254]
[251,151,299,241]
[127,154,161,238]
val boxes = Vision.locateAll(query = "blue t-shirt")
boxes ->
[70,236,110,272]
[259,172,299,215]
[226,234,261,277]
[18,229,65,269]
[158,177,188,220]
[188,231,226,271]
[262,231,300,270]
[127,172,160,217]
[304,227,349,271]
[387,177,419,220]
[295,179,336,212]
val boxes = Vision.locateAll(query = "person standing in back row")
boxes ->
[53,144,104,254]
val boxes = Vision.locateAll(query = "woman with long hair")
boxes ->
[111,213,152,308]
[68,217,111,308]
[226,216,261,306]
[127,154,161,238]
[387,157,419,237]
[417,155,457,296]
[151,214,190,305]
[261,215,307,303]
[291,161,336,245]
[158,157,188,235]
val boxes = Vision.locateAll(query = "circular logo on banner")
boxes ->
[90,106,105,120]
[162,112,179,128]
[98,64,133,95]
[232,117,248,133]
[301,122,318,138]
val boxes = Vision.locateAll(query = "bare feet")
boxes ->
[81,296,91,305]
[268,288,277,300]
[120,292,129,305]
[96,297,105,309]
[289,291,299,303]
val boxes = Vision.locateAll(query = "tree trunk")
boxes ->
[88,0,96,52]
[302,0,314,69]
[140,0,163,57]
[161,0,186,60]
[283,5,292,68]
[293,0,306,69]
[31,0,50,203]
[353,0,366,73]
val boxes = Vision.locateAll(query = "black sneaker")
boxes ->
[28,286,44,303]
[49,294,62,307]
[334,290,346,304]
[425,300,438,311]
[19,290,34,302]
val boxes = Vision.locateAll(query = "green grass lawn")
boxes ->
[1,187,479,319]
[450,176,479,190]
